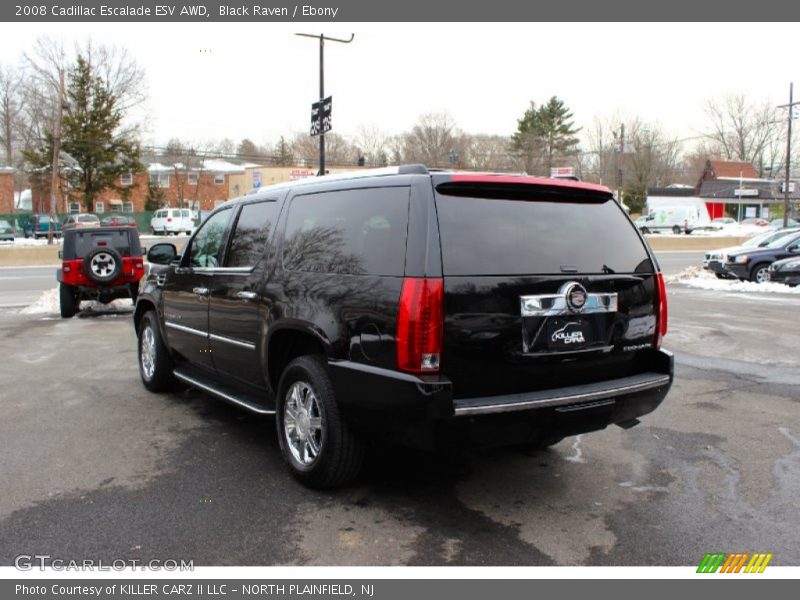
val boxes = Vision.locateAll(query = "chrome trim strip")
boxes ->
[173,371,274,415]
[520,292,618,317]
[454,374,671,417]
[209,332,256,351]
[165,321,207,338]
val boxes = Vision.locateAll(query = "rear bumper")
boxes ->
[328,349,674,449]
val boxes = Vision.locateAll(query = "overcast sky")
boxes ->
[0,22,797,149]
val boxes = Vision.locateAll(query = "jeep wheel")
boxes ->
[750,263,770,284]
[276,356,364,488]
[83,247,123,284]
[59,283,78,318]
[672,225,681,235]
[137,311,174,392]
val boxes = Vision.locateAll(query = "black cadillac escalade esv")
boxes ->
[134,165,673,488]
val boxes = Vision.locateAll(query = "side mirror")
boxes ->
[147,243,178,265]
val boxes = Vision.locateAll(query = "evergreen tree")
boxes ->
[25,54,141,212]
[512,97,580,175]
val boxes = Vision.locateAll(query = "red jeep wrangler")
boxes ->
[58,226,145,318]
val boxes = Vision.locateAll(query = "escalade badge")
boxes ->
[565,282,588,312]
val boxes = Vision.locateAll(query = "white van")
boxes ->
[150,208,195,235]
[635,206,702,234]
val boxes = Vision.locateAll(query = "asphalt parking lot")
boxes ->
[0,255,799,566]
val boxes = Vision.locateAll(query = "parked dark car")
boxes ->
[57,226,145,318]
[24,213,62,239]
[0,219,14,242]
[134,166,673,488]
[724,231,800,283]
[703,227,800,278]
[767,256,800,286]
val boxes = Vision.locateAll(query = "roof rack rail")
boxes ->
[397,164,428,175]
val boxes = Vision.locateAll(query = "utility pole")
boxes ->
[48,69,65,246]
[295,33,354,176]
[614,123,625,204]
[778,82,799,228]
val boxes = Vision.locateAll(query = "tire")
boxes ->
[59,283,77,318]
[83,247,123,284]
[640,227,650,234]
[672,225,681,235]
[276,355,365,488]
[750,263,770,284]
[137,310,174,392]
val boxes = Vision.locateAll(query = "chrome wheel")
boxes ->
[753,266,770,284]
[90,252,117,278]
[283,381,324,466]
[140,325,156,380]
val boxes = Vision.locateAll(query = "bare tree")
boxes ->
[0,63,25,167]
[353,125,390,167]
[163,138,202,208]
[624,120,683,202]
[460,134,516,171]
[290,132,354,167]
[401,112,462,167]
[704,94,783,177]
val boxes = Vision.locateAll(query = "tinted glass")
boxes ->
[189,209,232,268]
[181,209,191,218]
[767,233,800,249]
[74,229,132,257]
[283,187,410,276]
[226,201,279,268]
[435,191,651,275]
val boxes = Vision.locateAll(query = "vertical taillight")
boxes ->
[396,277,444,374]
[654,272,668,349]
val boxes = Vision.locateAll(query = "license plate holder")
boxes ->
[546,318,592,351]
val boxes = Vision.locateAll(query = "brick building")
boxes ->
[31,160,243,214]
[0,168,13,214]
[647,159,800,220]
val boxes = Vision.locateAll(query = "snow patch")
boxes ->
[666,267,800,294]
[0,237,63,247]
[20,287,134,315]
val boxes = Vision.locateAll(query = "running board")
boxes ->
[173,369,275,415]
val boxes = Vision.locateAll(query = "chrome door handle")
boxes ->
[193,287,209,297]
[235,291,258,301]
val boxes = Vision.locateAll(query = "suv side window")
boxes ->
[283,187,410,276]
[188,209,232,268]
[225,200,279,268]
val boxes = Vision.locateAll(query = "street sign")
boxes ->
[734,188,759,197]
[252,171,261,188]
[310,96,332,137]
[550,167,574,178]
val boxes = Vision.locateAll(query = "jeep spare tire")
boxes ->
[83,247,123,283]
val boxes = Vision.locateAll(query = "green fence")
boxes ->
[0,212,156,233]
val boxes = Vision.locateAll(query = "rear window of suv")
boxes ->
[283,187,410,276]
[74,229,133,257]
[435,185,652,275]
